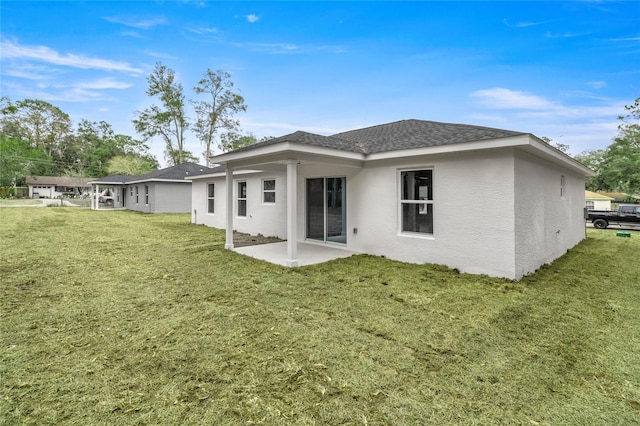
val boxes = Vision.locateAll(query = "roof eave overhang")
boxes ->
[366,134,595,177]
[210,142,365,169]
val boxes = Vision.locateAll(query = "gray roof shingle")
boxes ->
[90,163,217,184]
[332,119,525,154]
[217,119,527,157]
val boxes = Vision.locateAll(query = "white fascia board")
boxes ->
[525,136,595,177]
[366,134,594,177]
[211,142,364,165]
[186,169,267,181]
[365,135,529,161]
[125,178,190,185]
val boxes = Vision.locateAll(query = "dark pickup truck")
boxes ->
[588,204,640,229]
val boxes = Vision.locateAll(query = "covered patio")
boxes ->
[234,241,359,267]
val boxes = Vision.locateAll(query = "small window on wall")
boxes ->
[144,185,149,205]
[130,187,133,197]
[207,183,215,213]
[135,186,139,204]
[263,179,276,203]
[237,181,247,217]
[560,175,566,198]
[400,169,433,234]
[586,201,594,210]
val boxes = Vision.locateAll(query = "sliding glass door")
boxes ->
[306,177,346,244]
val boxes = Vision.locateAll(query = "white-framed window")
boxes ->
[263,179,276,204]
[135,186,139,204]
[207,183,215,213]
[130,187,133,197]
[400,169,433,234]
[144,185,149,205]
[560,175,566,198]
[237,181,247,217]
[586,201,595,210]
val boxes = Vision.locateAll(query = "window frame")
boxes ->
[207,183,215,214]
[398,168,434,237]
[236,180,247,217]
[560,175,566,198]
[144,185,149,205]
[135,185,139,204]
[262,178,276,204]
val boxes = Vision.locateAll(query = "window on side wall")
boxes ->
[560,175,566,198]
[135,186,139,204]
[145,185,149,205]
[237,181,247,217]
[207,183,215,213]
[130,187,133,197]
[263,179,276,204]
[400,169,433,234]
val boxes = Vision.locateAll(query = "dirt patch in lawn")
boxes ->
[233,231,283,247]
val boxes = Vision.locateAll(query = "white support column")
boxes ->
[286,160,298,267]
[225,166,234,249]
[94,184,100,210]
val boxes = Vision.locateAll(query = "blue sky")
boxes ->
[1,1,639,166]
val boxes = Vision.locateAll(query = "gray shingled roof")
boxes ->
[218,119,526,157]
[332,119,525,154]
[130,162,216,181]
[90,163,216,184]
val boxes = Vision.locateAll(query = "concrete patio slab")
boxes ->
[234,241,359,267]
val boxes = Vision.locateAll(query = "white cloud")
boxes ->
[72,78,133,90]
[247,14,260,23]
[104,16,167,29]
[186,26,221,35]
[586,81,607,89]
[502,18,551,28]
[1,40,143,74]
[470,88,553,110]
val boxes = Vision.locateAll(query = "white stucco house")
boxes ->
[88,163,215,213]
[26,176,94,198]
[585,190,614,211]
[188,119,594,280]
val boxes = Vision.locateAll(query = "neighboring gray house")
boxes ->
[89,163,215,213]
[188,119,594,280]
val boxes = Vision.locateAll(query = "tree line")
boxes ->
[574,97,640,198]
[1,69,637,198]
[0,63,257,193]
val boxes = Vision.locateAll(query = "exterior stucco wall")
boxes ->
[346,149,517,278]
[514,150,586,279]
[191,172,288,239]
[123,182,191,213]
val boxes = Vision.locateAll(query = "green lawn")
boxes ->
[0,199,43,206]
[1,209,639,425]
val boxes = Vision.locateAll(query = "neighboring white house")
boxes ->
[26,176,94,198]
[188,119,594,280]
[585,190,614,211]
[88,163,215,213]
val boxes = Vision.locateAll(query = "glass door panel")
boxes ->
[326,177,346,243]
[306,177,346,244]
[306,178,325,241]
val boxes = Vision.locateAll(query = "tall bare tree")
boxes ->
[134,63,189,165]
[192,69,247,161]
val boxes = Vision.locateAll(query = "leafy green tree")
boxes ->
[192,69,247,160]
[107,154,159,176]
[65,120,153,177]
[218,132,272,153]
[0,133,53,195]
[1,99,72,161]
[576,97,640,195]
[574,149,608,191]
[133,63,189,165]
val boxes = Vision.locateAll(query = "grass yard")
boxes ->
[1,208,639,425]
